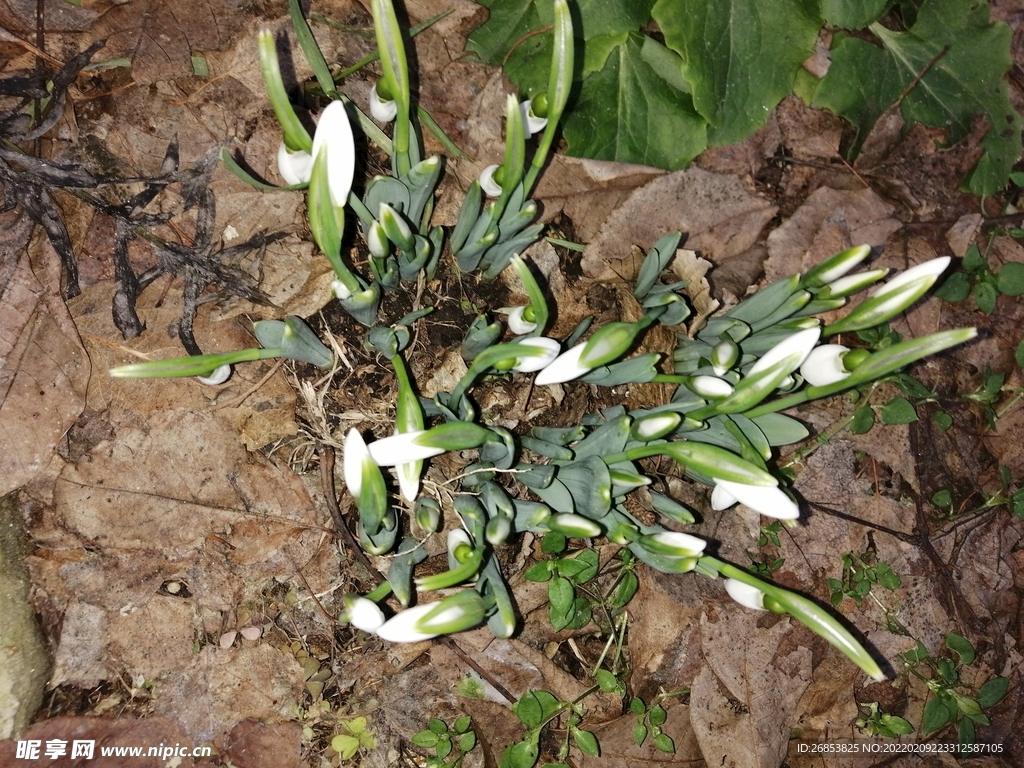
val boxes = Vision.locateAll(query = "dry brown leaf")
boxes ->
[764,187,901,283]
[0,217,89,496]
[0,715,199,767]
[221,719,303,768]
[582,168,777,282]
[152,644,306,743]
[577,703,702,766]
[690,609,812,768]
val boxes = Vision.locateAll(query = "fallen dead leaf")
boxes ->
[764,186,901,282]
[582,168,778,282]
[0,216,89,496]
[690,608,812,768]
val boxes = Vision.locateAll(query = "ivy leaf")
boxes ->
[563,33,707,169]
[653,0,820,146]
[813,0,1024,195]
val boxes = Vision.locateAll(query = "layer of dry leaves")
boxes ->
[1,0,1023,766]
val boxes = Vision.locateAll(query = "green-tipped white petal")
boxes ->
[725,578,766,611]
[369,82,398,122]
[479,164,502,197]
[534,343,587,385]
[197,364,232,386]
[800,344,851,387]
[311,100,355,208]
[277,143,313,185]
[520,99,548,138]
[713,480,799,520]
[508,306,538,334]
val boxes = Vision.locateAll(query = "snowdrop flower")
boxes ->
[344,596,386,632]
[711,338,740,376]
[641,531,707,557]
[367,422,491,466]
[479,164,503,197]
[716,328,821,413]
[628,531,707,573]
[690,375,734,398]
[344,428,388,533]
[510,337,560,373]
[747,328,820,379]
[802,244,872,288]
[447,528,473,566]
[369,81,398,122]
[519,99,548,138]
[366,220,389,259]
[816,269,889,300]
[712,479,799,520]
[825,257,950,335]
[724,578,766,611]
[197,364,231,386]
[800,344,852,387]
[332,279,353,300]
[310,100,356,208]
[508,306,538,334]
[548,514,603,538]
[630,412,682,441]
[375,591,486,642]
[535,319,651,385]
[535,342,586,385]
[277,143,313,185]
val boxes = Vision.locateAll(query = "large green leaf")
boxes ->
[813,0,1023,195]
[466,0,549,66]
[652,0,820,146]
[821,0,893,28]
[563,33,707,169]
[467,0,655,95]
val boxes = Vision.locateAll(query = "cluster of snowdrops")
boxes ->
[111,0,977,682]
